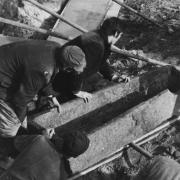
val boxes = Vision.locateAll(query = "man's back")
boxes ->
[0,135,68,180]
[0,40,60,90]
[0,40,61,120]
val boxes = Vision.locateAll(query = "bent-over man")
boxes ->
[53,17,130,102]
[0,40,86,138]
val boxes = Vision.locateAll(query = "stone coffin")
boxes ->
[29,66,180,172]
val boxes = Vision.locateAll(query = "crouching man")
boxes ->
[0,130,90,180]
[0,40,86,138]
[53,17,130,103]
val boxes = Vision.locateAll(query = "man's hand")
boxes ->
[32,94,38,101]
[42,128,55,139]
[52,97,62,113]
[112,32,123,45]
[74,91,92,103]
[112,74,130,83]
[120,75,130,83]
[48,96,62,114]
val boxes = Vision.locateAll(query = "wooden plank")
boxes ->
[48,0,112,45]
[29,66,178,171]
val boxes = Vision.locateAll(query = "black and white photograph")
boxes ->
[0,0,180,179]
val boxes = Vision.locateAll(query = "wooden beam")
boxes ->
[26,0,87,33]
[0,17,72,41]
[129,142,153,159]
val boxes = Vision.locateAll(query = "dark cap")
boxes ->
[62,130,90,157]
[61,45,86,70]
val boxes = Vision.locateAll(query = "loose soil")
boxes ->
[0,0,66,39]
[111,0,180,75]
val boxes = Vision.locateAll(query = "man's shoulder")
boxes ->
[0,40,61,52]
[44,40,61,47]
[14,40,60,48]
[83,31,101,41]
[82,31,104,48]
[28,40,61,49]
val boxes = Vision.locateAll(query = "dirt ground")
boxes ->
[1,0,180,179]
[111,0,180,77]
[81,0,180,93]
[0,0,66,38]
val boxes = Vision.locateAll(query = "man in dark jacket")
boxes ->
[53,17,129,102]
[0,130,90,180]
[0,40,86,138]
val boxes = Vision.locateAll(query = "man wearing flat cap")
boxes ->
[0,130,90,180]
[0,40,86,139]
[53,17,130,103]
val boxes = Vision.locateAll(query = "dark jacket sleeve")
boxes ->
[99,60,115,81]
[99,47,115,81]
[71,73,83,93]
[52,71,83,94]
[11,70,46,122]
[40,82,58,97]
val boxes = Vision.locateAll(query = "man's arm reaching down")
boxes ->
[11,71,46,122]
[48,95,62,113]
